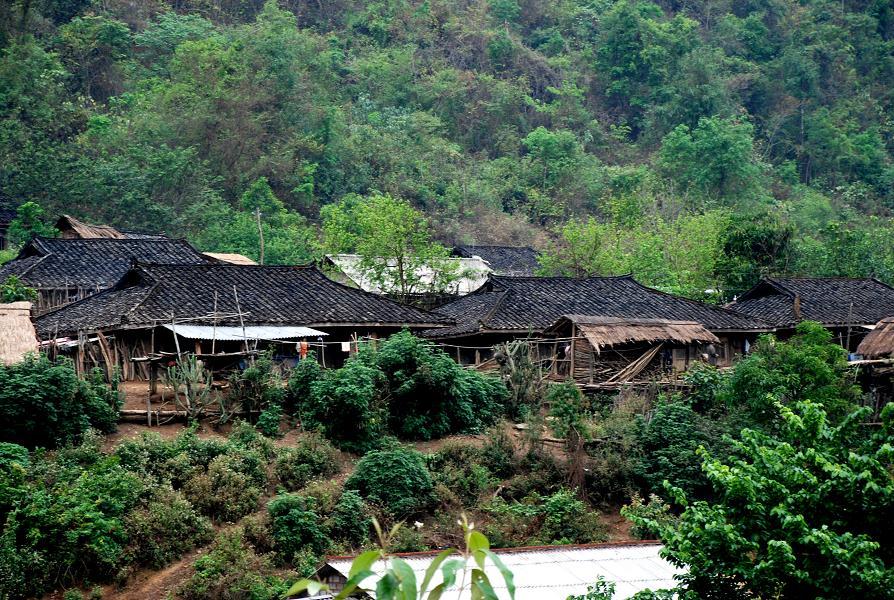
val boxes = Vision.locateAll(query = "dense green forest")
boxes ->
[3,0,894,297]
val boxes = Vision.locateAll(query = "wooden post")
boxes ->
[211,291,218,355]
[588,348,594,384]
[255,208,265,265]
[148,361,155,427]
[569,325,577,380]
[233,285,249,356]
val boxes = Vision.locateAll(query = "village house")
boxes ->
[300,541,682,600]
[0,236,213,314]
[424,274,768,386]
[35,262,449,381]
[728,277,894,352]
[451,244,541,276]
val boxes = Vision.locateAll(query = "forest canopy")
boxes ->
[3,0,894,296]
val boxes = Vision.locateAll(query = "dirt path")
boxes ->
[102,547,204,600]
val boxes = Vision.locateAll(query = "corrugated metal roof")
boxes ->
[162,324,327,341]
[325,542,682,599]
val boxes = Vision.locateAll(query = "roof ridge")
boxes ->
[626,278,773,326]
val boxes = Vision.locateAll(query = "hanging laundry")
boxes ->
[341,341,351,352]
[299,340,308,359]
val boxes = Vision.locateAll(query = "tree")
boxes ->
[538,217,604,278]
[630,400,894,598]
[321,193,460,304]
[6,201,57,247]
[0,276,37,302]
[658,116,761,201]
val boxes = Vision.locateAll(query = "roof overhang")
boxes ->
[162,324,327,341]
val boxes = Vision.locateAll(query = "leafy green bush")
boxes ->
[482,488,606,547]
[0,442,28,520]
[0,356,123,448]
[178,529,290,600]
[183,452,264,522]
[123,487,213,570]
[723,321,860,426]
[479,424,518,479]
[375,330,508,440]
[285,353,323,418]
[620,493,676,540]
[267,494,330,559]
[427,441,496,506]
[274,432,339,491]
[345,447,434,517]
[327,489,371,548]
[226,352,286,417]
[256,402,283,437]
[635,398,713,498]
[546,381,588,440]
[306,355,386,452]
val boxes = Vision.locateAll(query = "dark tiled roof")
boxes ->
[0,237,210,288]
[453,246,540,276]
[36,263,450,336]
[728,277,894,327]
[423,275,767,339]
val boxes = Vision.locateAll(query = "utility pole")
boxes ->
[255,207,264,265]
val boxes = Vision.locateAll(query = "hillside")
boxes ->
[2,0,894,297]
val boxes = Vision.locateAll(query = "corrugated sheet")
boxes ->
[325,542,682,600]
[162,324,327,341]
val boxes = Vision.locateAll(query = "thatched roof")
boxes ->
[856,317,894,358]
[547,315,719,350]
[0,302,37,364]
[57,214,125,239]
[203,252,258,265]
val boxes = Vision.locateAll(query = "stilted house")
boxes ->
[452,245,540,276]
[543,315,722,388]
[0,237,212,314]
[0,302,38,364]
[728,277,894,352]
[35,262,449,380]
[853,317,894,417]
[425,275,768,375]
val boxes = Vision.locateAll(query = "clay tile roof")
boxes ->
[422,275,767,339]
[35,263,451,337]
[729,277,894,327]
[453,245,540,276]
[0,237,211,289]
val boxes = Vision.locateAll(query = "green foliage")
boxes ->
[375,330,507,439]
[428,441,497,507]
[178,529,290,600]
[6,201,58,246]
[285,353,323,418]
[635,401,894,598]
[274,432,340,491]
[724,321,860,426]
[327,489,371,548]
[268,493,330,558]
[546,382,588,441]
[226,351,285,417]
[0,356,122,448]
[567,577,615,600]
[306,354,385,452]
[621,493,676,540]
[0,275,37,302]
[635,398,713,498]
[482,488,606,547]
[345,447,434,518]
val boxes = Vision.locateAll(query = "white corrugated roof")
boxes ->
[326,254,491,295]
[162,324,327,341]
[325,542,682,600]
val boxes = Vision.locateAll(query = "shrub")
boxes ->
[267,494,330,559]
[327,490,370,548]
[635,398,713,498]
[0,442,28,520]
[483,489,606,547]
[723,321,860,426]
[123,487,214,569]
[285,353,323,418]
[256,402,283,437]
[621,493,676,540]
[184,452,263,522]
[226,352,286,417]
[375,330,508,440]
[228,420,276,461]
[178,530,290,600]
[546,381,588,440]
[345,447,434,517]
[479,423,518,479]
[307,356,386,452]
[427,441,496,507]
[0,355,123,448]
[274,432,339,491]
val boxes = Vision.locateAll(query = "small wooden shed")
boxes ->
[545,315,720,388]
[857,317,894,358]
